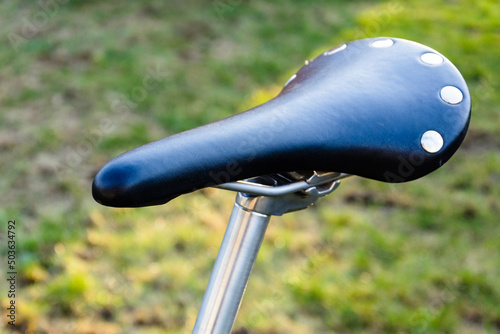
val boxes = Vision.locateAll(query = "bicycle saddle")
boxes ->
[93,37,471,207]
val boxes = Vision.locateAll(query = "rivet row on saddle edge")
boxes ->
[286,38,465,155]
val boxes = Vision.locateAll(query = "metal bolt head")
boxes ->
[421,130,444,153]
[284,74,296,87]
[440,86,463,104]
[370,39,394,48]
[420,52,444,65]
[324,44,346,56]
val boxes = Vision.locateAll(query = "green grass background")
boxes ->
[1,0,499,333]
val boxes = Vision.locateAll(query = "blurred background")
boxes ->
[1,0,499,333]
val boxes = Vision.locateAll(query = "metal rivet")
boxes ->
[370,39,394,48]
[324,44,346,56]
[421,130,444,153]
[284,74,296,87]
[420,52,444,65]
[440,86,463,104]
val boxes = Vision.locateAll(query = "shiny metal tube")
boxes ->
[192,202,270,334]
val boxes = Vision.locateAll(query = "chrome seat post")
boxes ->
[192,172,346,333]
[191,196,271,334]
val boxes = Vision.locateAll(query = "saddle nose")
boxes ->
[93,37,471,207]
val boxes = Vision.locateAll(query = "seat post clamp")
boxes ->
[215,171,350,216]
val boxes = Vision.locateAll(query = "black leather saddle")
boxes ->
[93,37,471,207]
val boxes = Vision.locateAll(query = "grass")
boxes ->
[1,0,499,333]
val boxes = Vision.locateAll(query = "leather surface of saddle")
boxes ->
[92,37,471,207]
